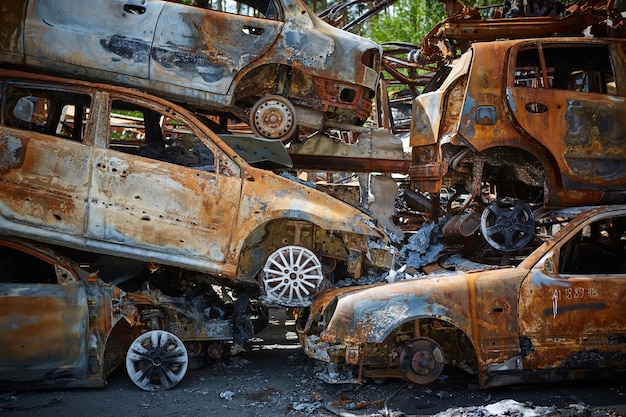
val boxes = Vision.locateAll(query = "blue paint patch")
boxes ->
[351,292,449,343]
[530,270,569,288]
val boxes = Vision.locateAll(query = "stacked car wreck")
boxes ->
[299,204,626,388]
[297,0,626,390]
[2,0,626,393]
[1,0,382,142]
[0,0,395,391]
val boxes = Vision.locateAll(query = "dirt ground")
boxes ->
[1,307,625,417]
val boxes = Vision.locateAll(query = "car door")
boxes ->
[151,0,284,98]
[0,242,88,381]
[0,81,91,239]
[518,210,626,371]
[85,92,242,273]
[24,0,164,80]
[506,40,626,188]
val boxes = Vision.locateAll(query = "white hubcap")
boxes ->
[126,330,188,391]
[261,246,324,307]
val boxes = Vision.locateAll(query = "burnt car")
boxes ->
[0,0,381,141]
[0,69,394,308]
[0,234,253,391]
[408,37,626,252]
[298,204,626,389]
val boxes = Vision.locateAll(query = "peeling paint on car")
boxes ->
[299,205,626,389]
[0,69,394,310]
[1,0,382,141]
[410,38,626,220]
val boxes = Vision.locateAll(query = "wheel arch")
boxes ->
[235,217,351,281]
[101,319,143,380]
[232,63,322,111]
[385,316,479,376]
[446,143,561,204]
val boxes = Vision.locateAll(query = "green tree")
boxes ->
[368,0,497,45]
[369,0,443,45]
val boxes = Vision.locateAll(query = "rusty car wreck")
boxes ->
[0,0,382,141]
[0,234,259,391]
[408,36,626,254]
[298,204,626,388]
[0,69,395,313]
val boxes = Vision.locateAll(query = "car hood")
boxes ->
[241,166,388,240]
[306,266,524,344]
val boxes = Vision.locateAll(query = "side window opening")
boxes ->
[187,0,279,19]
[108,99,217,172]
[1,86,91,141]
[543,46,615,94]
[514,45,616,95]
[0,245,58,284]
[559,216,626,275]
[514,47,546,88]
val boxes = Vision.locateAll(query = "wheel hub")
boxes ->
[126,330,189,391]
[480,197,535,252]
[398,338,445,384]
[250,95,297,141]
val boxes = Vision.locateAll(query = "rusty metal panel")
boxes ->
[152,3,284,97]
[300,205,626,388]
[25,0,163,78]
[12,0,382,139]
[0,130,90,236]
[0,282,89,381]
[505,40,626,188]
[0,69,394,314]
[410,37,626,211]
[456,41,524,151]
[86,147,242,267]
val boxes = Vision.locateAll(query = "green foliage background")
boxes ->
[367,0,496,45]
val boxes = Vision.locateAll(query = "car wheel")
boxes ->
[480,197,535,252]
[398,338,445,384]
[261,245,324,307]
[250,95,298,142]
[126,330,189,391]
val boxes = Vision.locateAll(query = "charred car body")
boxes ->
[0,235,256,391]
[0,69,394,310]
[0,0,381,141]
[299,204,626,389]
[409,37,626,252]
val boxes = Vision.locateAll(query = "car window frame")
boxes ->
[189,0,284,20]
[508,40,619,97]
[0,240,81,285]
[0,80,94,144]
[99,91,243,178]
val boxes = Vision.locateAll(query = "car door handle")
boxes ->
[123,4,146,14]
[242,26,264,36]
[525,102,548,113]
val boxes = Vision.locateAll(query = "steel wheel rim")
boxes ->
[126,330,188,391]
[250,96,297,141]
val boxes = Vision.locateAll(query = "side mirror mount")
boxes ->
[543,255,556,276]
